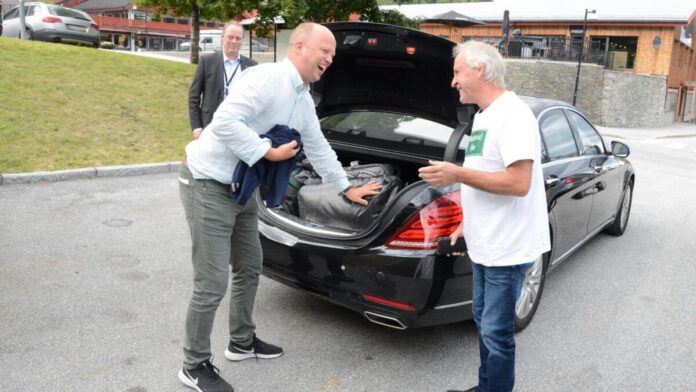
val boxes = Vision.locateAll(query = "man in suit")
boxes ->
[188,20,257,139]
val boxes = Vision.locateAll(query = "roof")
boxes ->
[74,0,133,12]
[520,96,574,116]
[382,0,696,24]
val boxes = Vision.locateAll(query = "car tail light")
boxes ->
[42,16,62,24]
[363,294,416,311]
[385,191,462,250]
[91,23,99,31]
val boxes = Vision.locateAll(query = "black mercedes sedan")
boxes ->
[256,22,634,330]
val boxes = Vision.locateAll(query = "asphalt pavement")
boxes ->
[2,123,696,391]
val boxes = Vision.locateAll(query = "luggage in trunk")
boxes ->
[285,161,403,231]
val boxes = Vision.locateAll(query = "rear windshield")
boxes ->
[320,112,454,147]
[48,5,90,21]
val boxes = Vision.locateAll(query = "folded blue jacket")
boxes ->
[230,124,303,207]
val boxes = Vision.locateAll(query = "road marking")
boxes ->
[666,143,687,149]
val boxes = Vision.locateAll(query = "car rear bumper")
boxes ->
[33,29,99,45]
[260,236,474,329]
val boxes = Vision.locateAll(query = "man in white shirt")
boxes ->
[419,41,550,392]
[178,23,381,392]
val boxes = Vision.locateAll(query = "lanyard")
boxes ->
[223,61,241,96]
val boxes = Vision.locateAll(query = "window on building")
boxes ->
[177,18,188,25]
[605,36,637,69]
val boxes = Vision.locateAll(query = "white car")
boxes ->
[1,2,100,47]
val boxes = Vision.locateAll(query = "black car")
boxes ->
[256,23,634,330]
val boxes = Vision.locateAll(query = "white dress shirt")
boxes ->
[223,55,241,97]
[185,58,350,191]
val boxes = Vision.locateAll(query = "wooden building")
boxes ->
[384,0,696,123]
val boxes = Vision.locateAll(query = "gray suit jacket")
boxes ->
[188,51,257,131]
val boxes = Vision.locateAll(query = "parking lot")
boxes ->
[1,126,696,391]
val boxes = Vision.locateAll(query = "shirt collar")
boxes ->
[224,54,240,64]
[282,58,309,94]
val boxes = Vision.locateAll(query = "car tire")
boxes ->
[603,179,633,236]
[514,251,548,331]
[25,28,33,40]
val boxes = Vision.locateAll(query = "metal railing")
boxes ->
[465,35,607,66]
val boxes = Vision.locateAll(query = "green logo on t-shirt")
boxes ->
[466,129,487,157]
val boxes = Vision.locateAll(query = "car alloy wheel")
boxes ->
[604,180,633,236]
[619,183,632,231]
[514,252,547,331]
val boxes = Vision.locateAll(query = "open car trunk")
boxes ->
[261,22,476,237]
[266,149,428,234]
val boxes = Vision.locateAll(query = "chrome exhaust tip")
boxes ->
[363,311,407,330]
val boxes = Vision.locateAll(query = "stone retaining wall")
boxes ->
[504,59,668,127]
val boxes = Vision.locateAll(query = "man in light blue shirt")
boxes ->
[187,21,256,139]
[178,22,381,392]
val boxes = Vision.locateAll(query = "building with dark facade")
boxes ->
[57,0,224,50]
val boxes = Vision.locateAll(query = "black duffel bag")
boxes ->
[297,163,402,231]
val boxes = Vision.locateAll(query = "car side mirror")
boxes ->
[611,141,630,158]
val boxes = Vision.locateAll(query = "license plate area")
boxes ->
[67,24,87,32]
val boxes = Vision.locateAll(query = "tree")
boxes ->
[218,0,418,38]
[135,0,418,63]
[136,0,218,64]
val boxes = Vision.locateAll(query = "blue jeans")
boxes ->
[471,261,533,392]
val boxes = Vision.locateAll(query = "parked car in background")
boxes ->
[1,2,100,48]
[257,22,635,331]
[178,40,191,51]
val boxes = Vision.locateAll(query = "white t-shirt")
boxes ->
[461,91,551,267]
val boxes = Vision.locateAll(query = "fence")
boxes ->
[465,35,607,66]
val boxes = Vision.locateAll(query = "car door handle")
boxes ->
[545,176,560,188]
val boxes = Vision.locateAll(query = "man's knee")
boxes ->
[479,321,515,356]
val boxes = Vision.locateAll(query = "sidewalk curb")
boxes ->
[0,162,182,186]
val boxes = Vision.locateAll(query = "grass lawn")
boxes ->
[0,38,195,173]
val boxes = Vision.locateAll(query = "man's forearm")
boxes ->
[458,161,532,196]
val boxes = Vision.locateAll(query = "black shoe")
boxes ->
[224,334,283,361]
[447,388,477,392]
[178,359,234,392]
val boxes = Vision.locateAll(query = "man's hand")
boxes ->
[192,129,203,139]
[344,181,383,206]
[418,160,463,188]
[264,140,300,162]
[448,222,465,256]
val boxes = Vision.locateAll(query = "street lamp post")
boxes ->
[572,8,596,106]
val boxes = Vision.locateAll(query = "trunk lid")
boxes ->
[313,22,463,128]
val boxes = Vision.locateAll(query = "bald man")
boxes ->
[177,23,381,392]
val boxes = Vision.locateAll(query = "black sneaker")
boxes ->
[224,334,283,361]
[178,359,234,392]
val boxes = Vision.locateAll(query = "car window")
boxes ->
[566,110,605,156]
[48,5,90,21]
[320,112,453,147]
[4,8,19,20]
[25,6,37,16]
[539,109,579,161]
